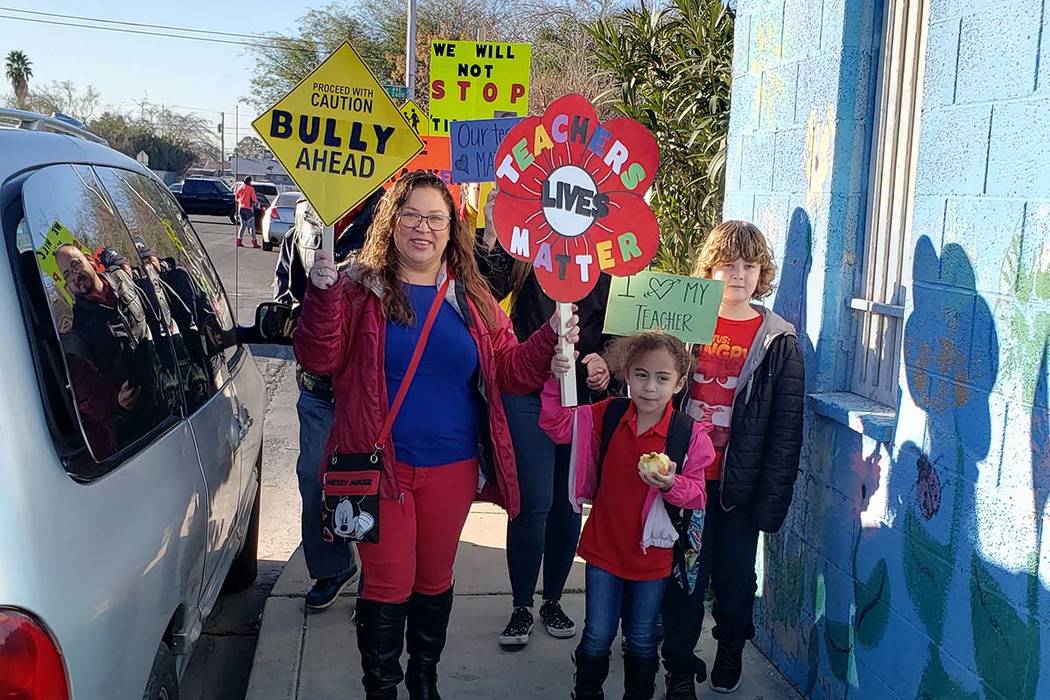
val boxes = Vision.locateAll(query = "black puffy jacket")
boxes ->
[680,308,805,532]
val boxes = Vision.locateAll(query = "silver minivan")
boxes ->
[0,111,274,699]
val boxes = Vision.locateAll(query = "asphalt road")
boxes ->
[179,215,303,700]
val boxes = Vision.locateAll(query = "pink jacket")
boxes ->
[294,264,558,518]
[538,378,713,552]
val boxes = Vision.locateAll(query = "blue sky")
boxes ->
[0,2,313,134]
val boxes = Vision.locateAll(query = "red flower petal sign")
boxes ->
[491,94,660,302]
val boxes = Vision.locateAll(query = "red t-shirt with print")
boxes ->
[577,399,675,581]
[687,314,763,480]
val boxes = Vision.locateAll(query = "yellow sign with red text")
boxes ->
[428,40,531,136]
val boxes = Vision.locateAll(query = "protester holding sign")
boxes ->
[472,185,615,649]
[539,331,712,700]
[661,221,805,698]
[294,171,580,700]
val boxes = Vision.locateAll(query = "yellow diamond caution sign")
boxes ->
[252,42,424,226]
[400,99,429,136]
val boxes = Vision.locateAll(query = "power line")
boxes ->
[0,6,316,47]
[0,13,317,54]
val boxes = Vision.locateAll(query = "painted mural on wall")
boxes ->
[756,236,1047,700]
[724,0,1050,696]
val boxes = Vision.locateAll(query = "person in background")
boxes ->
[271,191,383,612]
[469,184,614,649]
[235,176,259,248]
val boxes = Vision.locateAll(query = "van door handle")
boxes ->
[236,407,253,442]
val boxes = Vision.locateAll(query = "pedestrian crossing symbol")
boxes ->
[400,100,430,136]
[252,42,424,226]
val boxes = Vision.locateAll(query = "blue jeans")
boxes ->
[503,392,582,608]
[237,207,256,241]
[579,564,668,659]
[296,388,356,580]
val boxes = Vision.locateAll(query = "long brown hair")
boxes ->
[357,171,496,328]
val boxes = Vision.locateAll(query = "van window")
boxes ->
[105,171,239,366]
[21,164,183,467]
[95,167,227,412]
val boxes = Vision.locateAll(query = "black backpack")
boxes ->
[594,398,698,587]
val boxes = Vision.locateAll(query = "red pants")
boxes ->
[357,458,478,603]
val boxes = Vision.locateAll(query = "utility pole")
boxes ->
[406,0,417,100]
[219,111,225,175]
[233,104,239,181]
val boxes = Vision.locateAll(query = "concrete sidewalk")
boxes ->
[245,504,802,700]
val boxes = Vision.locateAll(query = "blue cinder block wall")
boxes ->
[722,0,1050,698]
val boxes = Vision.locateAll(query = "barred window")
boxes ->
[851,0,930,406]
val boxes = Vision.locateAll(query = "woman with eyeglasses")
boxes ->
[294,171,581,700]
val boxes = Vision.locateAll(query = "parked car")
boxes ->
[261,191,301,251]
[0,109,289,700]
[251,181,279,199]
[169,182,182,193]
[175,177,237,222]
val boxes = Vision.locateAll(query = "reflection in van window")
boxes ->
[22,164,180,462]
[95,167,224,411]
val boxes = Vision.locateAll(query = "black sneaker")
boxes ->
[539,600,577,639]
[498,606,534,647]
[305,567,358,611]
[709,640,745,693]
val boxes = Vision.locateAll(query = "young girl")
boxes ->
[660,220,805,698]
[539,331,714,700]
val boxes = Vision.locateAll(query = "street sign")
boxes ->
[136,150,149,167]
[400,99,430,136]
[384,84,409,100]
[252,42,424,226]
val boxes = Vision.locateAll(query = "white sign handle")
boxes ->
[558,302,577,408]
[322,223,335,259]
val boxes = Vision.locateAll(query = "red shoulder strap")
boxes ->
[375,278,451,451]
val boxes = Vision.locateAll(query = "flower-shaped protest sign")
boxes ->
[491,94,660,302]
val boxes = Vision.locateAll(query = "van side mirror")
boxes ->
[239,302,294,345]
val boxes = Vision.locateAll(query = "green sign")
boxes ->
[603,271,725,345]
[384,84,409,100]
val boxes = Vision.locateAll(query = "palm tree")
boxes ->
[5,50,33,109]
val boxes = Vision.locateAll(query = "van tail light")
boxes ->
[271,208,281,221]
[0,608,70,699]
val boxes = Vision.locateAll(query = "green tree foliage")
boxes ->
[233,136,270,159]
[89,111,205,174]
[246,0,623,114]
[248,4,391,111]
[23,80,101,123]
[5,50,32,109]
[588,0,733,273]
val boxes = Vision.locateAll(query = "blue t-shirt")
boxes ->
[385,283,481,467]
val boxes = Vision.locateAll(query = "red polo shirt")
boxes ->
[577,399,675,581]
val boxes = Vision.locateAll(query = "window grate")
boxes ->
[851,0,930,407]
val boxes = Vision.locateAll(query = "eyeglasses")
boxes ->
[398,212,451,231]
